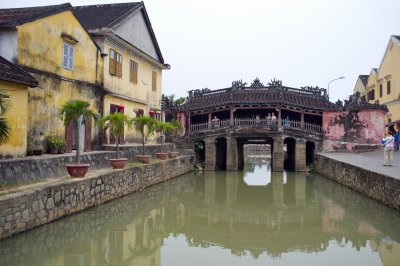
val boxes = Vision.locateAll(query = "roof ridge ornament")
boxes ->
[250,78,264,88]
[267,78,282,88]
[231,79,247,90]
[300,86,327,97]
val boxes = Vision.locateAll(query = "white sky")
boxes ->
[2,0,400,102]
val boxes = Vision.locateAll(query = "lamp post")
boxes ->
[327,76,345,99]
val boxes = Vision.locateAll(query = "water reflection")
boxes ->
[0,163,399,266]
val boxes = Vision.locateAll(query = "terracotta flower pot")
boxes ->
[155,152,169,160]
[33,150,43,156]
[49,147,58,154]
[168,152,179,158]
[66,164,90,178]
[58,148,65,154]
[109,158,128,169]
[137,155,151,164]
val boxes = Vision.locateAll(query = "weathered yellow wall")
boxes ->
[15,10,104,152]
[353,78,366,96]
[367,39,400,126]
[0,81,28,158]
[28,74,101,151]
[17,11,103,84]
[103,95,146,142]
[103,42,162,111]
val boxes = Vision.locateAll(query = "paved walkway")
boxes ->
[319,150,400,180]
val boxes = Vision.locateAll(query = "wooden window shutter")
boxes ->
[84,119,92,152]
[130,60,138,84]
[109,49,116,75]
[152,71,157,91]
[65,122,73,153]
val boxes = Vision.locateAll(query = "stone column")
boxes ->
[277,107,282,128]
[272,136,284,171]
[295,139,307,171]
[204,138,216,170]
[301,111,305,129]
[208,112,212,130]
[226,137,238,171]
[230,107,234,126]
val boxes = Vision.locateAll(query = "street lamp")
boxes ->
[327,76,345,99]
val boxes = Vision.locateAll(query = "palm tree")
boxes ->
[58,99,99,164]
[0,90,11,145]
[155,121,173,153]
[133,115,157,156]
[100,112,132,159]
[166,119,182,152]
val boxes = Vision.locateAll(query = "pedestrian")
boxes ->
[394,130,399,151]
[211,115,220,128]
[284,116,290,127]
[382,131,395,166]
[266,113,271,125]
[271,113,277,125]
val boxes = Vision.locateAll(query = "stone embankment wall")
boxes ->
[314,154,400,211]
[0,155,194,240]
[0,144,172,183]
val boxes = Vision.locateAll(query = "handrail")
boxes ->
[190,118,322,133]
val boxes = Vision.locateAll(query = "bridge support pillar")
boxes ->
[204,138,216,170]
[272,137,284,171]
[226,137,238,171]
[295,140,307,171]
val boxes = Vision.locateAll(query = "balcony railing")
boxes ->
[190,118,322,133]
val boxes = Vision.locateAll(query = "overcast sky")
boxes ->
[2,0,400,102]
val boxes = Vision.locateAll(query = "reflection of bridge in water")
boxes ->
[1,171,399,265]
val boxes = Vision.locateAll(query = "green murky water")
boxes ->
[0,162,399,266]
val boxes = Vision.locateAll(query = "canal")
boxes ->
[0,161,399,266]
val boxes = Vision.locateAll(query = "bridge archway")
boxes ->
[237,137,274,170]
[284,137,296,171]
[194,140,205,164]
[215,137,227,170]
[306,141,315,165]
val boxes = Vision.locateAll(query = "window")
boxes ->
[387,80,391,95]
[130,60,138,84]
[62,42,74,70]
[109,48,122,78]
[367,89,375,101]
[152,71,157,91]
[379,84,383,97]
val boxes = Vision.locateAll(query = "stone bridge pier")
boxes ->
[197,132,320,172]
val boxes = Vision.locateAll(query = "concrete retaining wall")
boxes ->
[0,144,172,183]
[0,155,194,240]
[315,154,400,211]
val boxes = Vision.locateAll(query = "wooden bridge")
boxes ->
[165,78,339,171]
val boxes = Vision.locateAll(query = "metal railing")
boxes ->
[190,118,322,133]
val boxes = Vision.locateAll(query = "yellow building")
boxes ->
[0,56,38,158]
[75,2,170,143]
[0,3,104,154]
[352,75,368,97]
[365,35,400,131]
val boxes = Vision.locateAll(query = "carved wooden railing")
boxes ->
[190,118,322,133]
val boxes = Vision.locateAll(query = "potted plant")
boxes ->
[133,115,157,163]
[166,119,182,158]
[47,136,59,154]
[58,137,66,154]
[58,99,99,177]
[154,121,171,160]
[100,112,132,168]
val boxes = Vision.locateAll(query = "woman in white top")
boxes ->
[382,131,395,166]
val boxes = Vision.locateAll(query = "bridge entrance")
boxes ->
[237,138,274,170]
[215,137,227,170]
[284,138,296,171]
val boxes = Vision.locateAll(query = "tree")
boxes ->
[100,112,132,159]
[58,100,99,164]
[133,115,157,156]
[0,90,11,145]
[166,119,182,152]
